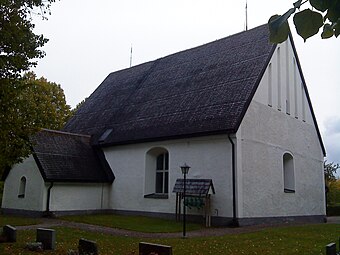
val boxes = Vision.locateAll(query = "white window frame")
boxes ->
[283,153,295,193]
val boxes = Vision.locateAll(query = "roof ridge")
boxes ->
[34,151,92,158]
[100,24,269,76]
[40,128,91,138]
[160,24,268,57]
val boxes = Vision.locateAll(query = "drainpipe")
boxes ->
[228,135,239,227]
[101,183,104,210]
[46,182,54,215]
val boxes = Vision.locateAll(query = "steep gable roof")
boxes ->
[173,179,215,196]
[30,129,114,183]
[64,24,275,146]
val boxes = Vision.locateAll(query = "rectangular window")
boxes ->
[293,58,298,118]
[277,47,281,111]
[268,63,272,107]
[301,83,306,122]
[286,43,290,115]
[286,100,290,115]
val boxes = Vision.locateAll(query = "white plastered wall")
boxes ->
[237,39,325,218]
[49,183,111,211]
[103,135,233,218]
[2,155,46,211]
[2,155,111,212]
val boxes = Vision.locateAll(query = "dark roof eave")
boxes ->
[32,152,48,181]
[44,178,114,184]
[95,129,237,148]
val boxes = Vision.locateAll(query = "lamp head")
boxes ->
[180,163,191,175]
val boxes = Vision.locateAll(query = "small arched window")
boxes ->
[18,176,26,198]
[283,153,295,193]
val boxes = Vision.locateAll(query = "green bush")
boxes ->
[328,180,340,205]
[0,181,3,207]
[327,205,340,216]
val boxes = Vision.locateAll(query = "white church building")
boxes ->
[1,24,326,226]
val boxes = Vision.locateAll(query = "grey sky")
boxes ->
[32,0,340,164]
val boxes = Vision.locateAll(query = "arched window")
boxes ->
[145,147,169,198]
[283,153,295,193]
[18,176,26,198]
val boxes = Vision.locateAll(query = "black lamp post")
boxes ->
[180,163,190,238]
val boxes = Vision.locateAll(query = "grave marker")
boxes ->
[3,225,16,242]
[79,238,98,255]
[36,228,56,250]
[326,242,336,255]
[139,242,172,255]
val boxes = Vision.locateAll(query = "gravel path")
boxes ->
[14,217,340,239]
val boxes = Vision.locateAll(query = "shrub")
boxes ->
[327,179,340,206]
[0,181,3,207]
[327,205,340,216]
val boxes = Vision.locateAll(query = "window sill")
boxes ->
[144,193,169,199]
[284,188,295,193]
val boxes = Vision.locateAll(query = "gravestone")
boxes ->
[78,238,98,255]
[3,225,16,242]
[139,242,172,255]
[326,243,336,255]
[36,228,56,250]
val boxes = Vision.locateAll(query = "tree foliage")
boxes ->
[71,98,87,116]
[324,161,340,185]
[269,0,340,43]
[0,0,57,174]
[0,0,55,79]
[328,179,340,205]
[0,72,71,174]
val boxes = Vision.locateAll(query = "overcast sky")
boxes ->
[32,0,340,165]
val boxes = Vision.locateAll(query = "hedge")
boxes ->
[327,205,340,216]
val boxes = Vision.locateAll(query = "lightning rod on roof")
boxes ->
[245,0,248,31]
[130,44,133,68]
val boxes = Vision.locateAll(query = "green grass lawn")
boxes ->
[0,224,339,255]
[0,215,41,227]
[60,214,202,233]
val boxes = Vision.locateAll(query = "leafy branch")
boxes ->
[269,0,340,43]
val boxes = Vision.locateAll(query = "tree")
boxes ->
[0,72,71,175]
[0,0,55,79]
[328,179,340,205]
[0,0,55,174]
[71,98,87,116]
[324,161,340,185]
[21,72,72,130]
[269,0,340,43]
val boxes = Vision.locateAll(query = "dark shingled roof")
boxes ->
[30,129,114,183]
[63,24,275,146]
[173,179,215,196]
